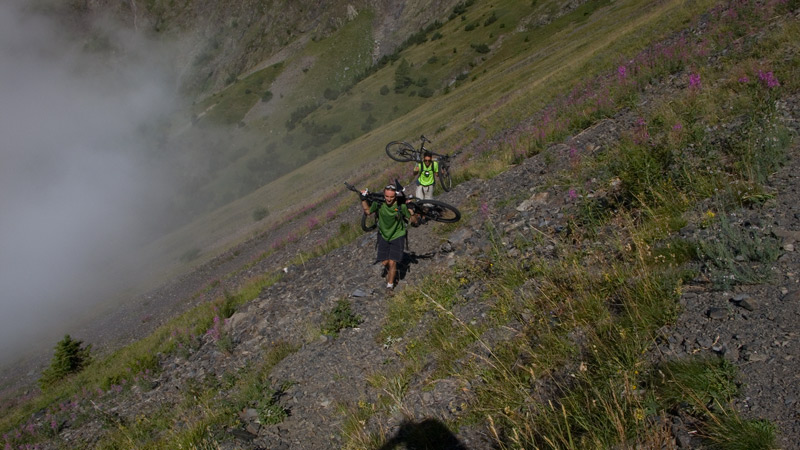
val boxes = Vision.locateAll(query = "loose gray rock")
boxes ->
[707,308,728,320]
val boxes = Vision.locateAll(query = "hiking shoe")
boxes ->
[386,283,394,290]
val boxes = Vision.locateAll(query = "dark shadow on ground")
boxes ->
[377,418,469,450]
[396,251,436,284]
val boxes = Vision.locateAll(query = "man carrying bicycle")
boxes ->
[413,151,438,200]
[360,184,417,290]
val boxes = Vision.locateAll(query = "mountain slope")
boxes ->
[1,0,798,448]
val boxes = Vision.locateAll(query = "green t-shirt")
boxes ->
[369,201,411,241]
[416,161,439,186]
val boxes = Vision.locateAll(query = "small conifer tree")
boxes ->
[39,335,92,389]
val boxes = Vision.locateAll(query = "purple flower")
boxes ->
[479,202,489,218]
[673,123,683,131]
[568,189,578,200]
[617,65,627,83]
[758,70,780,88]
[738,76,750,83]
[688,73,701,89]
[569,146,578,159]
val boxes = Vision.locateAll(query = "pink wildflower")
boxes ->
[673,123,683,131]
[757,70,780,88]
[688,73,701,89]
[569,146,578,159]
[568,189,578,201]
[738,76,749,83]
[617,65,627,83]
[479,202,489,218]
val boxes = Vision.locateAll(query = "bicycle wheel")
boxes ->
[416,200,461,223]
[438,165,453,192]
[385,141,418,162]
[361,212,377,232]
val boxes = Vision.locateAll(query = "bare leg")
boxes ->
[387,260,397,286]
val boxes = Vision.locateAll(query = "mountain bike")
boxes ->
[345,181,461,232]
[385,135,456,192]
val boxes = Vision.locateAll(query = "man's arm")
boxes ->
[360,190,372,215]
[404,204,418,225]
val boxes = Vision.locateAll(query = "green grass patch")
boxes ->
[194,63,283,125]
[695,214,782,290]
[321,299,363,336]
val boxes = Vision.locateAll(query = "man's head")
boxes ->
[383,185,397,205]
[423,151,433,164]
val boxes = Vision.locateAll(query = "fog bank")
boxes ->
[0,2,181,365]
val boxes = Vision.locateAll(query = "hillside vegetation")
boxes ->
[2,0,799,448]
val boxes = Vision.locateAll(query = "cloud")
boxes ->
[0,1,179,364]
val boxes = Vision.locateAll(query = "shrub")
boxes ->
[471,43,490,54]
[379,85,390,95]
[261,90,273,102]
[323,87,339,101]
[361,113,377,131]
[39,335,92,389]
[394,59,413,93]
[321,300,363,336]
[696,215,782,290]
[253,207,270,222]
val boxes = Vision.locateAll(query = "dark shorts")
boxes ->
[376,234,405,263]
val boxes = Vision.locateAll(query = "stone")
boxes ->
[782,290,800,303]
[746,352,768,362]
[696,336,713,348]
[229,427,257,441]
[245,422,261,435]
[731,294,756,311]
[707,308,727,320]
